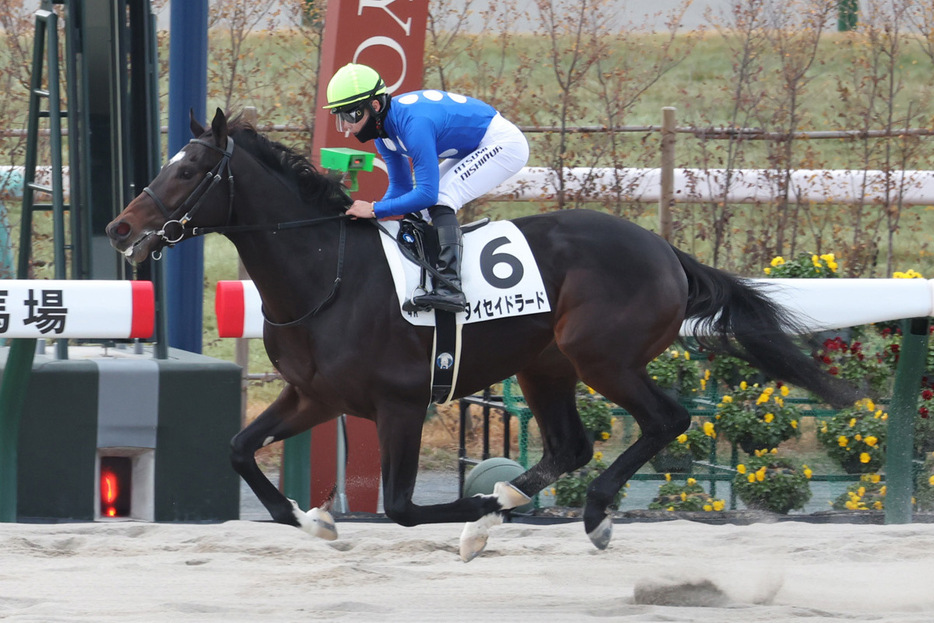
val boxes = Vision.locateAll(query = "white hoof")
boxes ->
[291,500,338,541]
[459,512,502,562]
[587,516,613,550]
[493,481,532,510]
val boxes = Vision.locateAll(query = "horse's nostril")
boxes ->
[112,221,131,239]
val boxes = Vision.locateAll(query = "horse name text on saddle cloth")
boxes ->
[377,220,551,327]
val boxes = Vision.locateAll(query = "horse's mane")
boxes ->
[226,113,352,212]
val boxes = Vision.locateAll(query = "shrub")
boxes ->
[733,450,812,514]
[817,398,887,473]
[648,475,725,512]
[714,381,801,453]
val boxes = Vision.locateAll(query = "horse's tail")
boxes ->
[670,245,859,408]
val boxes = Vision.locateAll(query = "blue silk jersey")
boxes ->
[373,90,497,218]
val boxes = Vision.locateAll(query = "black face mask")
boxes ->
[353,113,381,143]
[352,98,391,143]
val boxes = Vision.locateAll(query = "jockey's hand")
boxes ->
[346,200,376,219]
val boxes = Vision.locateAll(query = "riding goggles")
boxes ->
[334,105,366,125]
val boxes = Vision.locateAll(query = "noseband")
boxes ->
[143,137,235,259]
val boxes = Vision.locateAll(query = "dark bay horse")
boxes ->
[106,109,857,561]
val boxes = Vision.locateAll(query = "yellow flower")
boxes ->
[859,452,871,464]
[680,492,688,502]
[929,475,934,486]
[857,486,866,497]
[664,473,671,482]
[756,393,770,406]
[755,468,766,482]
[600,431,610,440]
[764,412,775,423]
[747,473,756,483]
[855,434,862,441]
[740,381,748,390]
[811,254,821,267]
[838,436,848,447]
[684,351,691,361]
[880,485,887,496]
[722,395,733,404]
[893,269,923,279]
[667,506,674,511]
[703,421,716,437]
[873,501,883,510]
[770,256,785,267]
[804,467,813,479]
[780,385,790,397]
[671,350,680,358]
[594,451,604,462]
[703,504,712,511]
[849,418,857,427]
[677,434,688,444]
[713,500,725,511]
[870,474,881,484]
[687,478,697,486]
[763,267,771,275]
[790,419,798,429]
[774,396,784,407]
[737,464,747,474]
[864,436,878,447]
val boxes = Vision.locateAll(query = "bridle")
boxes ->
[138,133,353,326]
[142,137,236,259]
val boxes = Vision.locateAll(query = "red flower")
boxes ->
[829,366,840,375]
[920,406,930,418]
[922,390,934,401]
[822,356,832,364]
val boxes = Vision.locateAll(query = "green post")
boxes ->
[282,430,312,510]
[885,317,930,524]
[0,339,37,521]
[838,0,858,32]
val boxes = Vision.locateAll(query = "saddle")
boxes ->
[397,214,489,312]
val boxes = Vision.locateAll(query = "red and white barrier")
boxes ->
[0,280,153,339]
[215,280,264,338]
[217,278,934,340]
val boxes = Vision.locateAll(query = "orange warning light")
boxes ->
[99,457,132,518]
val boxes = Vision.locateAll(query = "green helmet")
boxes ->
[323,63,387,111]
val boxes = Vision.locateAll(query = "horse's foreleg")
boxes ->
[231,385,340,539]
[375,410,506,557]
[583,370,690,549]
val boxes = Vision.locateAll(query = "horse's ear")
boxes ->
[189,109,206,137]
[210,108,228,148]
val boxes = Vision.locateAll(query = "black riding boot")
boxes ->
[413,208,467,313]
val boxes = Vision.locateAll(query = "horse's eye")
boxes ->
[178,167,195,180]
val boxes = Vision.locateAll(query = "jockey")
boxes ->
[323,63,530,313]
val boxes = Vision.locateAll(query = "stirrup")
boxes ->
[412,291,467,313]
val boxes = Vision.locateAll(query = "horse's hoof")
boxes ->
[291,499,338,541]
[587,516,613,550]
[459,512,503,562]
[493,481,532,510]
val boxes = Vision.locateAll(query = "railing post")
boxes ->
[885,317,931,524]
[659,107,676,240]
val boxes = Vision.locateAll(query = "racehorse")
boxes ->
[106,109,858,561]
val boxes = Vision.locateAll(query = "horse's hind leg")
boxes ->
[458,367,593,561]
[582,368,690,548]
[507,370,593,496]
[231,384,340,538]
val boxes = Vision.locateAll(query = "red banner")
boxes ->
[312,0,429,202]
[305,0,429,512]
